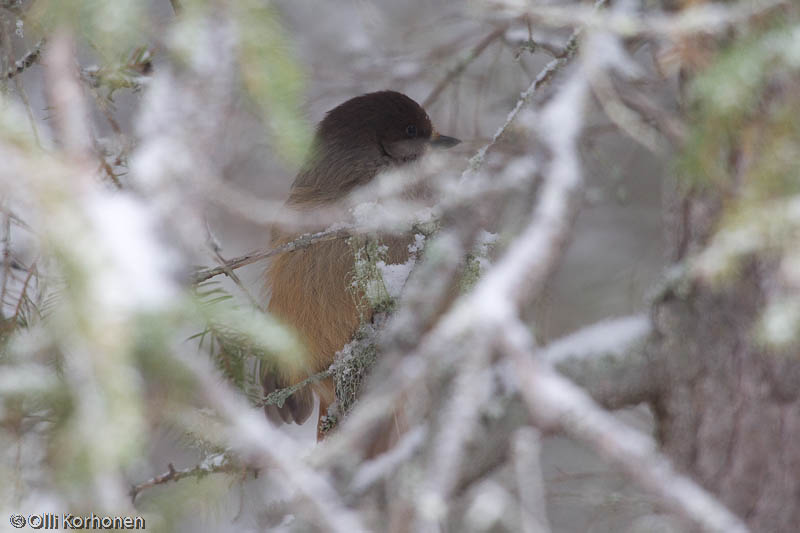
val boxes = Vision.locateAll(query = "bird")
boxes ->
[261,90,460,442]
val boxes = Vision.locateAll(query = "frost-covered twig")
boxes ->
[485,0,787,38]
[460,58,589,313]
[5,38,44,80]
[204,221,262,309]
[129,455,235,502]
[461,27,581,179]
[1,211,11,308]
[462,0,608,181]
[261,365,334,408]
[192,226,353,283]
[543,315,650,365]
[11,257,37,322]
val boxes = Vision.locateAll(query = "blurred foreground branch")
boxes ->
[5,38,44,80]
[486,0,788,37]
[129,455,235,503]
[505,319,750,533]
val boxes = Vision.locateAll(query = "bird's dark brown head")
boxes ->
[290,91,460,204]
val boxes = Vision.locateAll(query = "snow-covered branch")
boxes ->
[543,315,657,409]
[485,0,788,38]
[504,318,749,533]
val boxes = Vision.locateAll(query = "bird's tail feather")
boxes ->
[261,367,314,425]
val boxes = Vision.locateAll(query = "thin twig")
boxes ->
[1,210,10,313]
[1,20,41,144]
[204,220,262,309]
[461,19,585,181]
[11,258,36,323]
[192,226,352,284]
[510,37,564,60]
[5,38,44,80]
[261,366,334,407]
[423,24,509,109]
[615,83,688,146]
[129,456,235,502]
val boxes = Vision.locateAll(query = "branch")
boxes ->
[462,64,589,311]
[191,226,352,284]
[183,348,367,533]
[542,314,658,410]
[11,257,37,323]
[485,0,788,38]
[615,83,688,146]
[461,26,582,179]
[261,365,334,408]
[5,38,44,80]
[503,319,750,533]
[204,220,262,309]
[589,67,665,154]
[129,455,235,502]
[44,32,92,161]
[423,24,509,109]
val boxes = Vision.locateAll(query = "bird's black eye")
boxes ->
[405,124,417,138]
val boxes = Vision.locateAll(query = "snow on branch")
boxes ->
[129,454,235,503]
[542,314,650,365]
[504,318,750,533]
[485,0,788,38]
[182,347,367,533]
[542,315,657,410]
[192,226,353,284]
[5,38,44,80]
[44,32,92,162]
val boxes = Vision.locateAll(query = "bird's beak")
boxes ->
[429,130,461,148]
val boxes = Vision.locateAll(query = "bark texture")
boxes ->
[650,196,800,531]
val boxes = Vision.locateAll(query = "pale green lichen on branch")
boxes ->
[261,366,333,408]
[333,321,381,419]
[349,235,395,317]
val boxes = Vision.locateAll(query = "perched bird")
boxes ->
[261,90,460,441]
